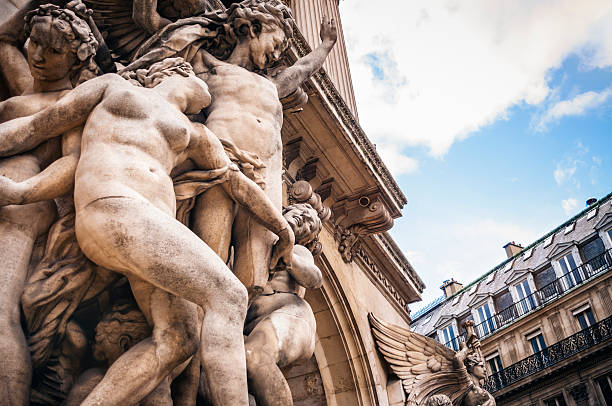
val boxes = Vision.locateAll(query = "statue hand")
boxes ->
[320,16,337,45]
[0,176,25,207]
[66,0,93,20]
[269,226,295,272]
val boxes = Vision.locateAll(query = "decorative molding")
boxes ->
[332,194,393,263]
[546,241,577,259]
[354,247,410,321]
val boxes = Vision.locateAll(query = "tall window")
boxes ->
[543,394,567,406]
[441,324,458,351]
[596,373,612,406]
[486,353,503,375]
[515,279,536,314]
[528,332,547,354]
[475,303,495,337]
[558,253,581,288]
[573,305,596,330]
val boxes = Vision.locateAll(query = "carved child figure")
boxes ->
[244,203,323,406]
[63,301,172,406]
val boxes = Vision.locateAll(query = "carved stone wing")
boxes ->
[369,313,472,406]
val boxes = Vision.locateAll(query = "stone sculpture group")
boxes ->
[0,0,336,404]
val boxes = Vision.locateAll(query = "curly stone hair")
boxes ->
[283,203,323,255]
[464,352,482,372]
[121,57,194,88]
[93,301,151,362]
[25,4,99,84]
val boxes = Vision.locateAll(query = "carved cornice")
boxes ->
[289,24,407,211]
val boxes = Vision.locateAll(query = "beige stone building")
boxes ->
[411,193,612,406]
[0,0,426,405]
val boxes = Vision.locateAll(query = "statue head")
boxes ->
[121,57,211,113]
[25,4,98,85]
[283,203,322,249]
[425,394,452,406]
[464,353,486,381]
[225,0,293,69]
[93,302,151,365]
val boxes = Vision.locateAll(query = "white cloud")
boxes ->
[339,0,612,158]
[401,217,539,305]
[554,161,577,186]
[376,144,418,176]
[562,198,578,215]
[536,88,612,131]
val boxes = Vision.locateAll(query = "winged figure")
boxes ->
[368,313,496,406]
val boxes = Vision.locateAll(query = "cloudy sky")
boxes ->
[338,0,612,308]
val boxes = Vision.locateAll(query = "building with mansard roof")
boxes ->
[411,193,612,406]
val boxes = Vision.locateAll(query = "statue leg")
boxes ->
[244,317,292,406]
[0,155,55,406]
[75,196,249,406]
[81,276,199,406]
[245,302,317,406]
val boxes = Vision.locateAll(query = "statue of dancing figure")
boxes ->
[124,0,338,300]
[0,58,294,406]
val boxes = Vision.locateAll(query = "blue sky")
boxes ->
[338,1,612,307]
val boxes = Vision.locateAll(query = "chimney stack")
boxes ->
[503,241,523,258]
[440,278,463,298]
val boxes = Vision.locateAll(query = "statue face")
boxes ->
[472,362,486,380]
[28,19,77,82]
[249,24,286,70]
[284,205,319,244]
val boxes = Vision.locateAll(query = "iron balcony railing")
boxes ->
[474,249,612,339]
[484,315,612,393]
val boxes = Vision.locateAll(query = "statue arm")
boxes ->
[0,127,81,206]
[288,245,323,289]
[274,17,337,99]
[188,123,295,268]
[132,0,171,34]
[0,73,116,156]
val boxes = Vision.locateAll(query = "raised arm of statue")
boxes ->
[187,122,295,270]
[273,16,337,99]
[0,74,118,156]
[0,126,82,206]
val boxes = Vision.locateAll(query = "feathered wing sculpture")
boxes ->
[369,313,472,406]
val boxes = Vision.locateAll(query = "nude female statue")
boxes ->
[124,0,338,300]
[0,58,294,406]
[0,5,98,404]
[244,203,323,406]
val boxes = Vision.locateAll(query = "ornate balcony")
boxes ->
[474,249,612,339]
[484,315,612,393]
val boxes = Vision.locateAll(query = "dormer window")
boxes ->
[441,324,459,351]
[558,252,582,288]
[515,279,536,314]
[474,303,495,337]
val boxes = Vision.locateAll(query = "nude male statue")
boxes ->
[0,58,294,406]
[124,0,338,299]
[0,5,98,404]
[244,203,323,406]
